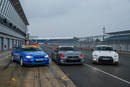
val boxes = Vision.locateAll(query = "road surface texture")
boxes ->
[41,43,130,87]
[0,50,76,87]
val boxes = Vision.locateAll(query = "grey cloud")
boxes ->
[22,0,81,19]
[21,0,130,38]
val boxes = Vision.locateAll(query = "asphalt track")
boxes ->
[42,44,130,87]
[0,44,130,87]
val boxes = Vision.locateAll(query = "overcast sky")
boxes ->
[20,0,130,38]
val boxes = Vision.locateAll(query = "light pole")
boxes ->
[103,27,106,41]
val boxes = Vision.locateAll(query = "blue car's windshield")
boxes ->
[22,47,41,51]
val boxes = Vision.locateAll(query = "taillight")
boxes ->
[80,52,83,57]
[59,53,64,57]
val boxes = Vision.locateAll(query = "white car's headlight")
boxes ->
[93,54,98,57]
[26,56,33,58]
[45,55,49,57]
[92,58,97,61]
[114,55,118,58]
[93,55,98,57]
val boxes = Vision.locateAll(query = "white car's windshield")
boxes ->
[94,46,114,51]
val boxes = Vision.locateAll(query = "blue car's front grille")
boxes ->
[34,56,44,58]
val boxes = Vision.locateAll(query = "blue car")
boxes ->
[11,45,49,66]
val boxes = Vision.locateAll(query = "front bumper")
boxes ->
[23,58,49,65]
[59,58,84,64]
[92,57,118,64]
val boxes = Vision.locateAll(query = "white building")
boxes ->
[0,0,29,51]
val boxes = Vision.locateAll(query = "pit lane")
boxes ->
[0,50,76,87]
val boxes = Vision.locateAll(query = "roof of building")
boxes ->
[95,45,112,48]
[58,46,74,48]
[105,34,130,41]
[10,0,29,25]
[107,30,130,35]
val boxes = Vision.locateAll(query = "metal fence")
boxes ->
[76,34,130,51]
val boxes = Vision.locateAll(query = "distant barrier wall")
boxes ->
[75,35,130,52]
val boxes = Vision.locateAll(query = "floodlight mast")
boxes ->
[103,26,106,41]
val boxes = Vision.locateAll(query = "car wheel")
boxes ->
[52,55,54,61]
[115,62,119,65]
[20,58,24,67]
[56,59,61,65]
[11,55,15,62]
[80,63,83,65]
[92,61,97,64]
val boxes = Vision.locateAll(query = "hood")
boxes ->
[58,51,81,56]
[22,51,47,56]
[93,51,118,57]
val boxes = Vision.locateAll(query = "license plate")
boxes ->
[70,58,78,60]
[102,58,110,60]
[35,59,44,61]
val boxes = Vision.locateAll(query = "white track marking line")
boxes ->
[118,52,130,55]
[84,64,130,85]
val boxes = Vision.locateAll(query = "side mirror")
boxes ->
[91,49,94,51]
[114,50,117,52]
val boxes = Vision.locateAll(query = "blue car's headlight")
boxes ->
[25,56,33,58]
[45,55,49,58]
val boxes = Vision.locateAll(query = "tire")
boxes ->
[11,53,15,62]
[20,58,24,67]
[52,54,54,61]
[11,55,15,62]
[92,61,98,64]
[115,62,119,65]
[56,58,61,65]
[80,63,83,65]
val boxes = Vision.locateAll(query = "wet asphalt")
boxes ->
[0,44,130,87]
[42,44,130,87]
[0,48,76,87]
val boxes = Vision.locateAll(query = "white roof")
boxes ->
[58,46,74,48]
[96,45,112,48]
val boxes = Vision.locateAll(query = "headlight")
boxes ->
[92,58,97,61]
[26,56,33,58]
[45,55,49,57]
[114,55,118,58]
[93,55,98,57]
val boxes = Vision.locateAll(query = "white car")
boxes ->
[92,45,119,65]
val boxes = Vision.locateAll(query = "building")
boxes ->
[31,38,78,43]
[103,30,130,51]
[105,30,130,42]
[0,0,29,51]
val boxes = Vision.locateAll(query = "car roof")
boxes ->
[21,45,39,48]
[58,46,74,48]
[95,45,112,48]
[22,45,39,46]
